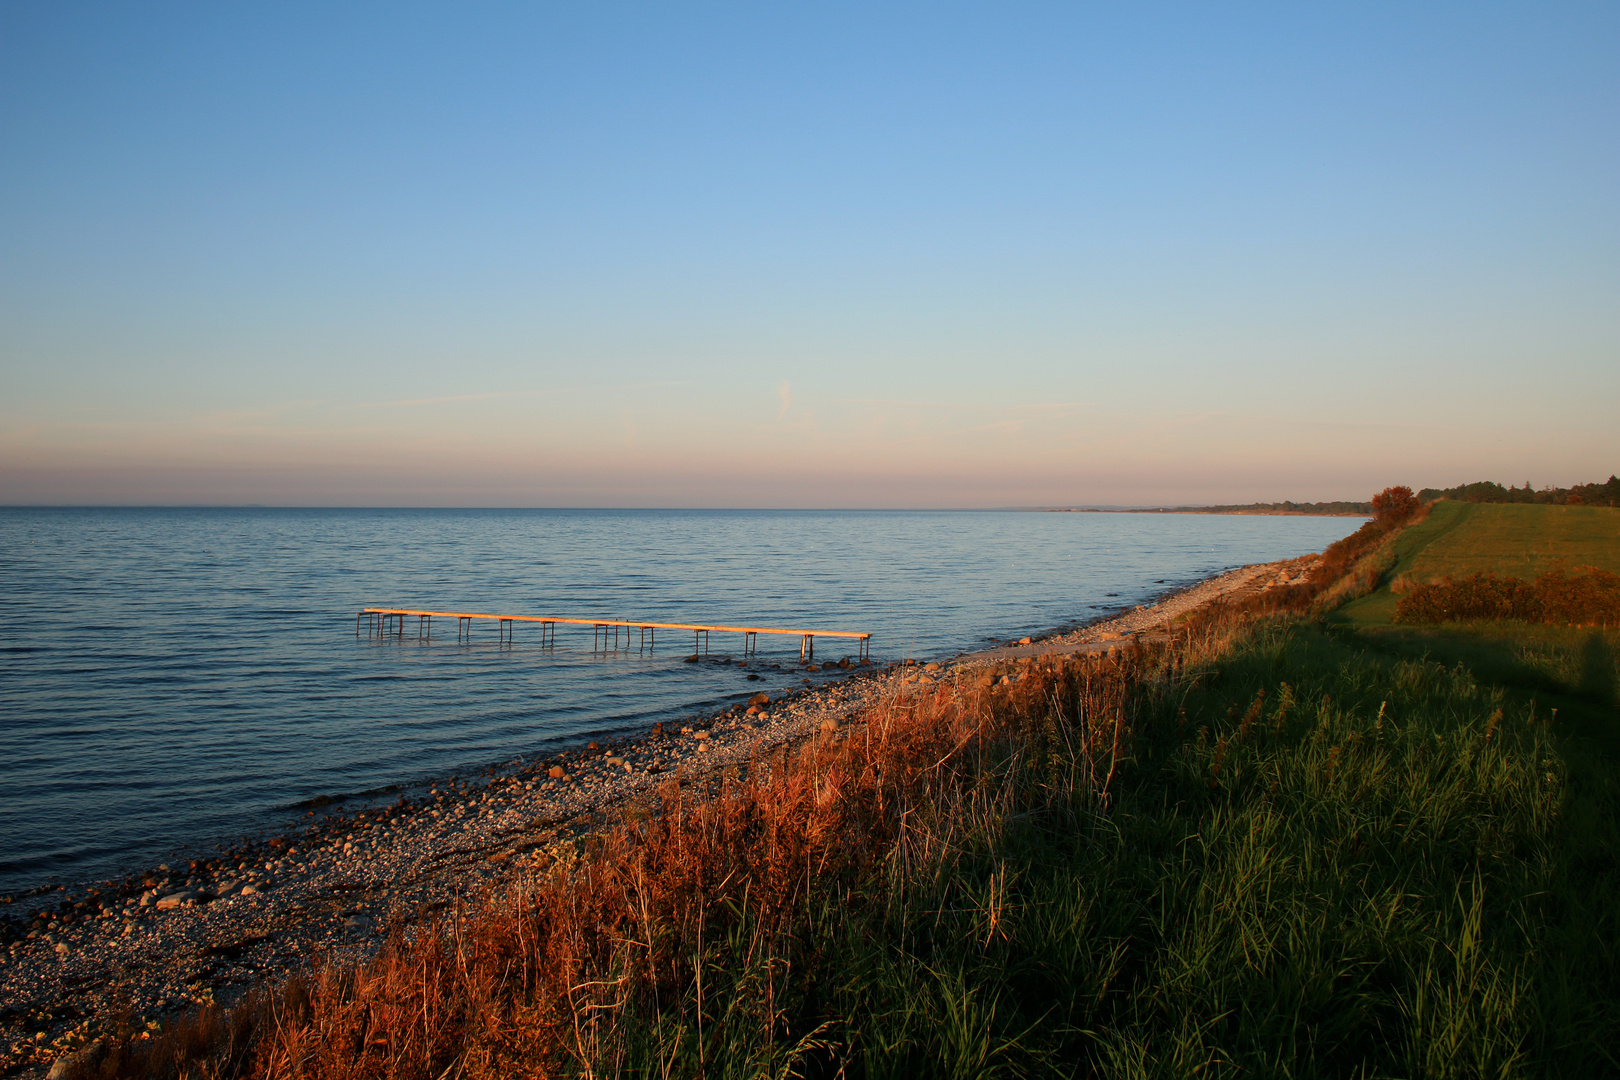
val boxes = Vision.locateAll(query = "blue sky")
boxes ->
[2,2,1615,506]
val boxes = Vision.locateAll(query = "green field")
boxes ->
[1335,501,1620,626]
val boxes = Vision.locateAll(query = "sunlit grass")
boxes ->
[96,612,1620,1078]
[1341,502,1620,625]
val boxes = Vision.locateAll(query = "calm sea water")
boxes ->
[0,508,1359,894]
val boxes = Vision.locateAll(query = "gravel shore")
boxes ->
[0,556,1309,1075]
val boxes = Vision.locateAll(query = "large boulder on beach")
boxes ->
[748,692,770,707]
[48,1039,104,1079]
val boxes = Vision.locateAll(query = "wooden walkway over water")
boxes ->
[358,607,871,661]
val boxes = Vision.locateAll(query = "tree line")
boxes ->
[1418,476,1620,507]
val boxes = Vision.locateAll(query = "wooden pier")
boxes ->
[357,607,871,662]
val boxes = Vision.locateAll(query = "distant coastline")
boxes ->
[1036,501,1372,516]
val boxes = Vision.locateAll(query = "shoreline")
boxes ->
[0,554,1314,1074]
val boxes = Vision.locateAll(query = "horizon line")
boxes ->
[0,503,1360,513]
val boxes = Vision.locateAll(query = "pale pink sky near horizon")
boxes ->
[3,382,1610,507]
[3,4,1616,507]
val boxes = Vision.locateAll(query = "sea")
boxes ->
[0,507,1360,896]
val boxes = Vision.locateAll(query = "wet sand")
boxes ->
[0,555,1311,1074]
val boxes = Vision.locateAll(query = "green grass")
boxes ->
[1405,504,1620,581]
[602,619,1620,1077]
[1336,502,1620,627]
[1354,624,1620,715]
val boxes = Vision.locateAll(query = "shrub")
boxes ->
[1393,566,1620,626]
[1392,572,1539,624]
[1535,565,1620,624]
[1371,484,1420,525]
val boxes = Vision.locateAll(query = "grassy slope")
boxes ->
[733,508,1620,1077]
[1336,501,1620,627]
[613,624,1619,1078]
[1406,504,1620,579]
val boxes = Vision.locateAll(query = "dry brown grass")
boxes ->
[86,648,1159,1080]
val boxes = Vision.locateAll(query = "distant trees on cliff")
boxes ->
[1418,476,1620,508]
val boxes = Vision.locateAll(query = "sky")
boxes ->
[2,2,1616,507]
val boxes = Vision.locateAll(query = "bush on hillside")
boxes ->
[1393,566,1620,626]
[1537,566,1620,624]
[1371,484,1420,525]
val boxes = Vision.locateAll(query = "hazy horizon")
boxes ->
[0,502,1370,512]
[4,3,1615,508]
